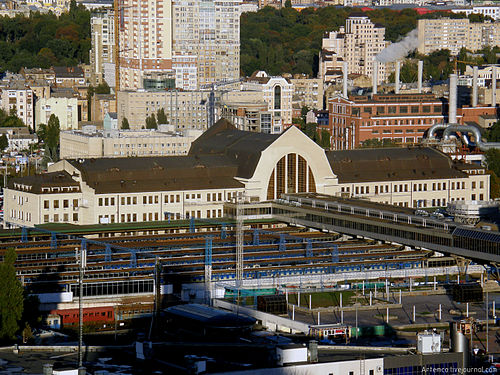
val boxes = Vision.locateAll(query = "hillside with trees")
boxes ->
[0,0,91,73]
[240,6,493,78]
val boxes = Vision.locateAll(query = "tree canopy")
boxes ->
[0,0,91,73]
[0,248,24,341]
[121,117,130,130]
[37,114,60,163]
[241,6,487,77]
[145,113,157,130]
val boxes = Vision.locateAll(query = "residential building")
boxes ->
[117,90,210,131]
[90,8,115,87]
[417,18,500,55]
[59,125,202,159]
[290,75,324,112]
[328,93,444,149]
[103,112,118,130]
[219,100,271,132]
[0,82,34,130]
[35,96,79,131]
[5,119,489,228]
[0,127,37,153]
[90,94,117,123]
[319,15,388,86]
[241,71,293,133]
[53,66,87,88]
[451,5,500,21]
[119,0,241,90]
[172,0,241,88]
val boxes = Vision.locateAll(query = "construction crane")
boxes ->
[201,78,243,127]
[452,57,478,75]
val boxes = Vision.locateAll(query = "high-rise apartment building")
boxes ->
[118,0,241,90]
[319,15,388,85]
[90,9,115,87]
[119,0,174,90]
[417,18,500,55]
[172,0,241,88]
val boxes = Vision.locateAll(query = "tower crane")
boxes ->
[201,78,243,127]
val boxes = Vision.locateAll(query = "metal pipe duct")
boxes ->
[472,66,478,107]
[372,60,378,95]
[395,61,400,94]
[418,61,423,94]
[449,74,458,124]
[492,65,497,107]
[343,61,348,98]
[443,125,500,151]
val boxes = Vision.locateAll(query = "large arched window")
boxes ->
[266,153,316,200]
[274,86,281,110]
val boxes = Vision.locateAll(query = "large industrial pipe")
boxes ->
[428,123,500,151]
[373,60,378,95]
[343,61,348,98]
[418,61,423,94]
[492,65,497,107]
[395,61,400,94]
[449,73,458,124]
[472,66,478,107]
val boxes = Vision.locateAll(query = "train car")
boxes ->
[48,306,115,329]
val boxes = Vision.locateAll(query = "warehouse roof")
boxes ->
[326,147,467,183]
[189,118,279,179]
[67,153,243,194]
[9,171,81,194]
[165,304,256,329]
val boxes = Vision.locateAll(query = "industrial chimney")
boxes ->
[343,61,348,98]
[449,73,458,124]
[395,61,400,94]
[372,60,378,95]
[418,61,423,94]
[472,66,478,108]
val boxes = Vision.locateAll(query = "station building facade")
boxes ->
[4,119,489,228]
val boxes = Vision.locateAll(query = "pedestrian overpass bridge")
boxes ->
[229,193,500,269]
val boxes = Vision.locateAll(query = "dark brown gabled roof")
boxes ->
[326,147,467,183]
[189,118,279,179]
[67,154,243,194]
[9,171,81,194]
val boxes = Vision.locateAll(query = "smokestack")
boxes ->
[395,61,400,94]
[449,73,458,124]
[472,66,478,107]
[492,65,497,108]
[418,61,423,94]
[373,60,378,95]
[343,61,348,98]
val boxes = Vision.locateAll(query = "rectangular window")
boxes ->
[149,196,153,204]
[44,200,49,209]
[480,181,484,189]
[110,197,115,205]
[121,197,125,205]
[127,197,131,205]
[399,106,408,114]
[388,106,396,113]
[98,198,103,207]
[73,199,78,208]
[105,197,109,206]
[411,106,419,113]
[155,196,159,204]
[376,107,385,114]
[423,105,431,113]
[176,194,180,202]
[434,105,441,113]
[143,196,147,204]
[63,199,69,208]
[54,200,59,209]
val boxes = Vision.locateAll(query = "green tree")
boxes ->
[94,81,110,95]
[145,113,157,130]
[284,0,292,8]
[121,117,130,130]
[485,120,500,142]
[485,149,500,199]
[156,108,168,125]
[37,114,60,162]
[319,129,331,149]
[0,248,24,341]
[0,134,8,151]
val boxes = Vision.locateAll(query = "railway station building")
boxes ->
[4,119,489,228]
